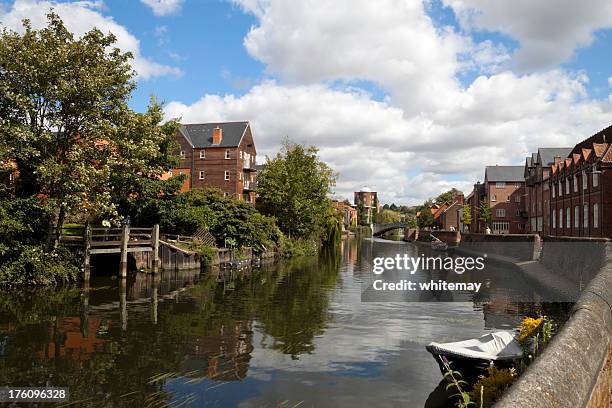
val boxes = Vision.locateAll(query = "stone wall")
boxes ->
[539,235,608,285]
[496,241,612,408]
[458,233,542,262]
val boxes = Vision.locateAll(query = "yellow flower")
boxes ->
[518,317,543,343]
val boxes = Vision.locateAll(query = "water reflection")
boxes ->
[0,238,570,407]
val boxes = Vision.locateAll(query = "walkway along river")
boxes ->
[0,238,571,407]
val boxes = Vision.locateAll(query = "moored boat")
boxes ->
[426,331,522,378]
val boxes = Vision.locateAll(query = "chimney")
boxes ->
[212,126,222,144]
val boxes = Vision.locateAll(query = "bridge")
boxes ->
[372,222,409,236]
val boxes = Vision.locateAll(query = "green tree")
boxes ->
[371,196,379,223]
[417,209,435,229]
[0,13,180,247]
[376,209,400,224]
[256,140,337,240]
[478,199,492,228]
[435,188,460,205]
[462,204,472,230]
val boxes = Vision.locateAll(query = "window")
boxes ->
[559,209,563,229]
[492,221,509,232]
[496,182,505,188]
[593,172,599,188]
[582,171,587,190]
[506,195,510,202]
[223,192,229,197]
[515,183,521,188]
[552,183,555,198]
[199,150,205,159]
[515,195,521,203]
[537,201,542,211]
[574,206,579,228]
[180,151,185,159]
[491,194,497,202]
[543,182,549,191]
[239,151,243,159]
[573,175,578,192]
[199,171,205,180]
[225,149,231,159]
[168,170,173,177]
[558,180,562,196]
[224,171,230,181]
[178,171,184,176]
[583,204,588,228]
[552,211,556,228]
[566,207,570,228]
[238,172,242,181]
[594,203,599,228]
[519,223,525,230]
[565,178,570,194]
[496,209,506,217]
[515,209,522,216]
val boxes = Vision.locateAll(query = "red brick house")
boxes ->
[524,147,572,235]
[354,187,379,224]
[439,192,464,231]
[168,122,258,203]
[483,166,527,234]
[549,126,612,238]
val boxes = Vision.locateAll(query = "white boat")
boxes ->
[430,236,448,251]
[426,331,522,376]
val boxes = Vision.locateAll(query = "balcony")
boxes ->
[243,180,257,191]
[243,159,256,171]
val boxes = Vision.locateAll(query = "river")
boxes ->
[0,238,570,407]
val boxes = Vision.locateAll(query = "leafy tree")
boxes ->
[389,203,398,211]
[371,196,379,223]
[356,201,368,226]
[417,208,435,229]
[0,13,180,247]
[256,140,337,240]
[435,188,460,205]
[478,199,492,228]
[376,209,400,224]
[462,204,472,229]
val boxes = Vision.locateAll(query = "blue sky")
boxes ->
[1,0,611,204]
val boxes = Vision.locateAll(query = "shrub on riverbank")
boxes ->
[279,237,318,258]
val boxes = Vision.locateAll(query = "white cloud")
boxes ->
[0,0,182,79]
[141,0,184,16]
[164,74,612,204]
[232,0,469,115]
[608,77,612,87]
[443,0,612,71]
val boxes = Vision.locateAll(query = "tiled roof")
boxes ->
[538,148,573,166]
[179,122,250,148]
[485,165,525,182]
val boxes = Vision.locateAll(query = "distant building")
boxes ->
[332,200,358,230]
[549,126,612,238]
[524,148,572,234]
[439,191,464,231]
[166,122,258,203]
[482,166,527,234]
[354,187,379,224]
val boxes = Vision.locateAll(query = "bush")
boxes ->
[468,366,516,407]
[0,245,80,286]
[279,237,318,258]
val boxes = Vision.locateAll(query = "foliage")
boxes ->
[376,209,400,224]
[463,204,472,227]
[0,245,80,286]
[418,208,435,228]
[440,357,475,408]
[136,188,282,253]
[356,201,368,226]
[279,237,318,258]
[371,196,379,222]
[0,13,181,246]
[478,199,492,227]
[468,366,516,407]
[436,188,461,205]
[187,242,216,264]
[256,139,337,240]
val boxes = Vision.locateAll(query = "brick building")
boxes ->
[482,166,527,234]
[549,127,612,238]
[169,122,257,203]
[354,187,379,224]
[439,191,464,231]
[332,200,358,230]
[524,148,572,234]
